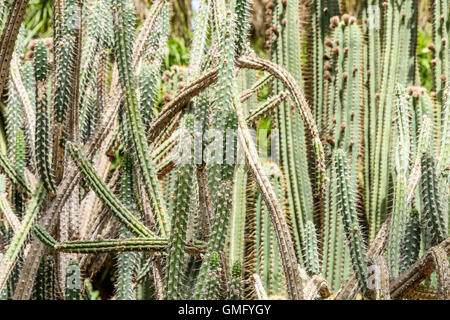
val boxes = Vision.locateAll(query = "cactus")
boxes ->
[0,0,447,301]
[335,149,368,295]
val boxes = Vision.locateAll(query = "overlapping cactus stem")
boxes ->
[32,255,56,300]
[304,0,340,132]
[12,2,167,301]
[321,15,364,290]
[229,165,248,269]
[421,150,447,249]
[33,40,56,194]
[116,153,139,300]
[245,163,289,298]
[390,237,450,300]
[387,85,412,278]
[201,251,221,300]
[52,0,78,183]
[112,0,169,237]
[67,143,154,238]
[361,1,381,218]
[269,0,315,267]
[430,246,450,300]
[0,0,29,95]
[236,95,304,299]
[437,84,449,230]
[334,149,369,296]
[164,117,196,300]
[0,183,46,293]
[368,0,418,242]
[5,64,26,218]
[193,9,238,298]
[188,0,215,243]
[399,209,421,274]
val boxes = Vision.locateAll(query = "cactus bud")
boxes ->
[330,16,340,28]
[163,93,172,102]
[325,39,333,47]
[342,14,351,25]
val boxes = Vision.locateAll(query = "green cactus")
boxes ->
[335,149,368,295]
[0,0,447,302]
[33,41,55,193]
[32,256,56,300]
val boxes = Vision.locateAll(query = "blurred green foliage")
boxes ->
[24,0,53,40]
[417,28,433,91]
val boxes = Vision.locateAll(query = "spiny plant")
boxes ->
[0,0,448,300]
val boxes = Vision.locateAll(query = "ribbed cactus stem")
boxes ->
[227,261,243,300]
[334,149,368,295]
[116,154,139,300]
[399,209,421,274]
[194,10,238,297]
[203,252,221,300]
[388,84,412,278]
[304,220,320,276]
[34,41,55,193]
[111,0,169,236]
[421,151,447,248]
[165,117,195,300]
[32,256,56,300]
[233,0,251,55]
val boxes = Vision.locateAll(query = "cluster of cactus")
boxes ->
[0,0,448,300]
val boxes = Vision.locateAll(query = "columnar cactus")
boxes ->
[0,0,447,301]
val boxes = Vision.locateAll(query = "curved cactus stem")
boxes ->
[303,274,331,300]
[0,0,29,94]
[0,183,45,292]
[390,237,450,299]
[68,143,154,238]
[246,91,287,125]
[12,0,166,299]
[236,56,326,195]
[0,151,32,195]
[0,191,21,233]
[112,0,169,236]
[235,98,304,299]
